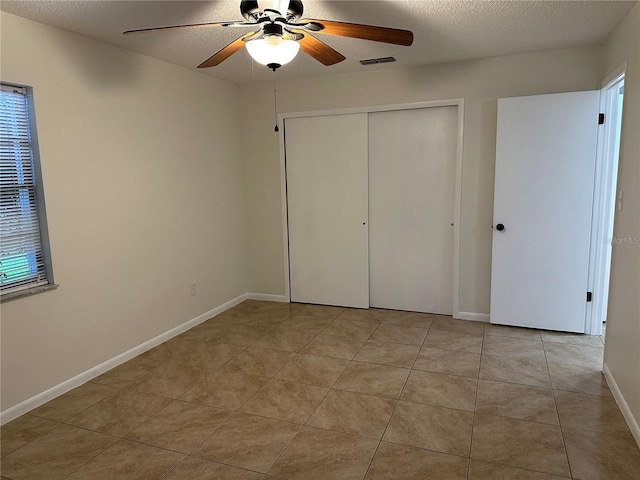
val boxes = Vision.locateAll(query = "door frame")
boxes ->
[278,99,465,317]
[585,65,626,335]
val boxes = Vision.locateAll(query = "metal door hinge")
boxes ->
[598,113,605,125]
[587,291,593,302]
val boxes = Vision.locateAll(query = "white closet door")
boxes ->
[285,113,369,308]
[369,107,458,314]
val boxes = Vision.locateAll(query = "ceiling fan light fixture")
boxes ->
[246,36,300,68]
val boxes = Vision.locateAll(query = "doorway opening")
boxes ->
[587,70,625,338]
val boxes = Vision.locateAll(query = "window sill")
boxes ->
[1,284,59,303]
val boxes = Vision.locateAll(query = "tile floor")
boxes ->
[1,300,639,479]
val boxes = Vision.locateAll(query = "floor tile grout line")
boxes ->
[559,423,637,441]
[59,385,180,438]
[158,455,191,480]
[275,357,351,388]
[378,438,479,460]
[474,374,551,390]
[29,393,122,431]
[0,415,63,461]
[360,437,384,479]
[249,324,322,351]
[467,332,485,477]
[542,338,573,479]
[299,418,388,442]
[114,436,192,456]
[187,441,289,477]
[472,458,575,479]
[413,342,482,379]
[258,396,327,477]
[188,422,304,477]
[360,385,398,478]
[395,324,432,402]
[59,433,123,480]
[550,385,613,398]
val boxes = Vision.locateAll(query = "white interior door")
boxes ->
[369,107,457,314]
[491,91,600,332]
[285,114,369,308]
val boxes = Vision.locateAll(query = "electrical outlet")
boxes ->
[189,281,197,296]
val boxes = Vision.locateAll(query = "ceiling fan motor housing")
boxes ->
[263,22,284,37]
[241,1,304,21]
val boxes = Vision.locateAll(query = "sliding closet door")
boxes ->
[285,114,369,308]
[369,107,457,314]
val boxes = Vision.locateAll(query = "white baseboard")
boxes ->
[247,293,289,303]
[602,363,640,448]
[456,312,490,323]
[0,293,248,425]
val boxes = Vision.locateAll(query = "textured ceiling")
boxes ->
[1,1,636,85]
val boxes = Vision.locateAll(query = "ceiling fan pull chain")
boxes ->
[273,71,279,132]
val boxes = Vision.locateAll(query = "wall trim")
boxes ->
[600,62,627,89]
[246,293,289,303]
[603,363,640,448]
[0,293,248,425]
[457,312,490,322]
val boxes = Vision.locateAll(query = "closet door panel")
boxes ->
[369,107,457,314]
[285,114,369,308]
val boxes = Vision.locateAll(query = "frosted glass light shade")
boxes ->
[246,37,300,67]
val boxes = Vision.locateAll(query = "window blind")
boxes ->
[0,84,48,293]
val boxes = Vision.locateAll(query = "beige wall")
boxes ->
[0,13,246,410]
[240,47,601,315]
[601,3,640,427]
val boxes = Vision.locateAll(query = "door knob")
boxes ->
[496,223,505,231]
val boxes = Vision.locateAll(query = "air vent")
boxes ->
[359,56,396,66]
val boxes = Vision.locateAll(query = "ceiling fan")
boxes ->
[124,0,414,70]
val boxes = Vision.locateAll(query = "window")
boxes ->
[0,83,54,300]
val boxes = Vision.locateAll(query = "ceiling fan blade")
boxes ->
[293,31,345,66]
[296,19,413,46]
[123,21,254,35]
[198,32,255,68]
